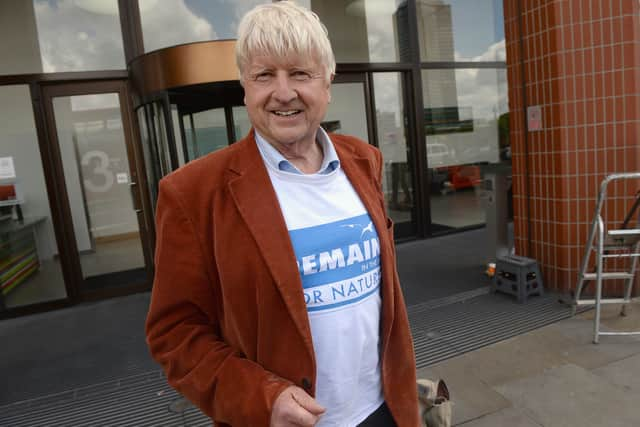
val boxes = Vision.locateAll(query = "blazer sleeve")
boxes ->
[145,178,292,425]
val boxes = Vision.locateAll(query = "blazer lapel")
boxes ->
[226,135,314,356]
[336,142,396,350]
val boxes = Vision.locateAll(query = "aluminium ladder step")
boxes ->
[574,297,630,306]
[581,272,635,280]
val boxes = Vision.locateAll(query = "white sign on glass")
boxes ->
[116,173,129,184]
[0,157,16,179]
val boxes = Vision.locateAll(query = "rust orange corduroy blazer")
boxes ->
[145,131,419,426]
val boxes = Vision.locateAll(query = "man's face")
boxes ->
[242,55,331,150]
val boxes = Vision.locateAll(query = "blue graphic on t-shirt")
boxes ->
[289,214,381,312]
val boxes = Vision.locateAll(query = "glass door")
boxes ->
[181,107,232,161]
[328,73,417,239]
[42,81,152,295]
[325,74,371,142]
[370,72,417,238]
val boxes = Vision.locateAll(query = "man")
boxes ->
[145,2,418,426]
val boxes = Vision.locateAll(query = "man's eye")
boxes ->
[254,73,272,82]
[292,71,311,81]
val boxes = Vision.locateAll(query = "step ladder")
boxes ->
[573,172,640,344]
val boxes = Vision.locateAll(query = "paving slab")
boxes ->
[450,328,570,387]
[592,353,640,392]
[541,315,640,370]
[597,302,640,332]
[495,363,640,427]
[417,361,511,426]
[457,407,543,427]
[576,302,640,328]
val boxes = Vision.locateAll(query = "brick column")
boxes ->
[504,0,640,294]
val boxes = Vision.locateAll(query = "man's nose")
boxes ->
[272,74,297,103]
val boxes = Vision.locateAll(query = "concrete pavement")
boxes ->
[418,301,640,427]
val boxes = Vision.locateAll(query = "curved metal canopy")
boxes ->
[129,40,239,97]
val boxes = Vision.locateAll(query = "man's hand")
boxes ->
[270,385,325,426]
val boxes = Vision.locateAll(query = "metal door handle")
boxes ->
[129,181,139,210]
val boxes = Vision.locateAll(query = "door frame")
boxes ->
[40,79,154,301]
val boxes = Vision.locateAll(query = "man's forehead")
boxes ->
[247,54,322,70]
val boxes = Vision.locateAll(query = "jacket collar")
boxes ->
[226,131,314,357]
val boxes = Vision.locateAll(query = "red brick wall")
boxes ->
[504,0,640,295]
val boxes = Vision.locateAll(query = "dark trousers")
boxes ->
[357,402,397,427]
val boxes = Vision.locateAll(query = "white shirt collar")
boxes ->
[254,128,340,175]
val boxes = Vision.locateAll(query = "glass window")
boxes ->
[373,73,414,231]
[136,106,159,211]
[182,108,229,161]
[140,0,271,52]
[0,1,126,75]
[416,0,505,62]
[0,85,67,309]
[324,82,368,142]
[150,102,173,177]
[232,106,252,141]
[422,68,508,230]
[171,105,187,167]
[297,0,410,63]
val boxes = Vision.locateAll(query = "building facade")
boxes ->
[0,0,637,318]
[504,0,640,296]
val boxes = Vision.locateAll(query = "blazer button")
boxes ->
[301,378,312,391]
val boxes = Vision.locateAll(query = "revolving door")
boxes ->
[135,81,248,207]
[130,40,245,215]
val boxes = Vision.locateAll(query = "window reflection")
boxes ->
[140,0,270,52]
[416,0,505,62]
[137,107,158,211]
[0,85,66,309]
[374,73,414,229]
[0,1,126,75]
[182,108,229,161]
[297,0,409,63]
[323,82,368,142]
[423,68,508,230]
[232,107,252,141]
[423,69,507,167]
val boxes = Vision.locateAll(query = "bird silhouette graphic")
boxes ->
[360,222,374,238]
[340,221,375,238]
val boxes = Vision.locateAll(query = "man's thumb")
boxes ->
[293,392,325,415]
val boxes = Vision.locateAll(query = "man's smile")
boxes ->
[272,110,302,117]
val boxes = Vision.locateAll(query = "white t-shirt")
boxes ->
[262,159,384,426]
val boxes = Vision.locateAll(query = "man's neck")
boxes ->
[270,136,324,174]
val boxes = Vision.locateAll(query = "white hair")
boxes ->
[235,1,336,82]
